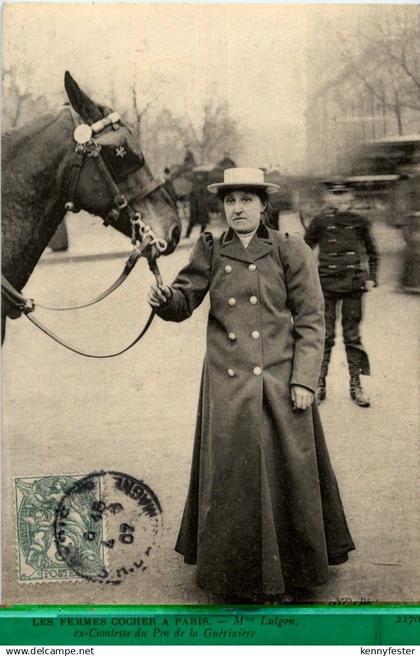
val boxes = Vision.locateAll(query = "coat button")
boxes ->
[228,332,236,341]
[248,264,256,272]
[253,366,262,376]
[249,296,258,305]
[228,297,237,307]
[224,265,232,273]
[251,330,260,340]
[227,368,235,377]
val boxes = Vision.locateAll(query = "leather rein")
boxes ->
[2,107,167,358]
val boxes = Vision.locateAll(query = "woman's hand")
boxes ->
[291,385,314,410]
[147,284,172,308]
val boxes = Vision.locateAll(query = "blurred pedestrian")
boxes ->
[305,180,379,407]
[162,167,178,206]
[185,173,210,238]
[148,168,355,602]
[397,161,420,293]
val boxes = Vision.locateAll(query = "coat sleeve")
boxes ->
[360,215,379,284]
[154,232,212,323]
[279,235,325,392]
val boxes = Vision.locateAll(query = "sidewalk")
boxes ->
[40,212,225,266]
[40,213,182,265]
[4,231,418,605]
[41,211,405,288]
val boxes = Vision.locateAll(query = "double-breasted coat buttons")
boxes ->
[223,260,262,378]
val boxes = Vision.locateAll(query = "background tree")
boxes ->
[305,6,420,173]
[2,65,50,131]
[142,93,243,173]
[338,10,420,134]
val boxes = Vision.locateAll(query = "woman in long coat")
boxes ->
[148,168,355,601]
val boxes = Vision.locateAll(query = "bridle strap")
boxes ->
[26,307,156,359]
[2,221,152,314]
[63,106,165,231]
[32,246,142,312]
[63,149,85,213]
[1,235,163,358]
[1,275,35,315]
[2,106,170,357]
[128,177,165,202]
[61,108,87,213]
[93,149,128,209]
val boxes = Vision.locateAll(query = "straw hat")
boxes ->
[207,168,281,195]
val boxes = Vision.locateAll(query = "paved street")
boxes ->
[2,220,419,605]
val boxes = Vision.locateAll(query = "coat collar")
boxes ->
[220,222,273,262]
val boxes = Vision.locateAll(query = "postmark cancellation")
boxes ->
[15,474,104,583]
[15,471,162,584]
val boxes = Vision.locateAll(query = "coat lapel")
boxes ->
[220,229,254,263]
[220,223,274,263]
[247,223,274,261]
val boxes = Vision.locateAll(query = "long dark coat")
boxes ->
[189,183,211,227]
[304,209,379,293]
[156,223,355,596]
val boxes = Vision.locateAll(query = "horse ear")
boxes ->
[64,71,102,123]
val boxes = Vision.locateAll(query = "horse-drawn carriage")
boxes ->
[169,155,237,233]
[171,154,236,201]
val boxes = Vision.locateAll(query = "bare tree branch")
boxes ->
[142,93,242,172]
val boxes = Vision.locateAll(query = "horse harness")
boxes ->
[2,107,169,358]
[62,107,169,235]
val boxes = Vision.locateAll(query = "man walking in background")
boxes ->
[186,172,210,238]
[305,179,379,407]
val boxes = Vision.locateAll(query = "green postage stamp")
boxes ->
[15,474,104,583]
[15,471,162,585]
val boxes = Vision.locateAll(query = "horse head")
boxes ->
[62,72,181,256]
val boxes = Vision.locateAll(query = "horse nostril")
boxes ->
[161,224,180,255]
[170,224,181,246]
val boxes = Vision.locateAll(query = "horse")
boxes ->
[2,72,181,343]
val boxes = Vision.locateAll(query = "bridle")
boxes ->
[2,106,173,358]
[62,107,169,243]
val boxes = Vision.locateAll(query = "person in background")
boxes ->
[305,179,379,407]
[148,168,354,603]
[162,167,178,206]
[185,172,210,238]
[397,160,420,293]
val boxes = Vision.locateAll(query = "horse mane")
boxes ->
[2,109,67,162]
[3,111,60,141]
[2,102,110,161]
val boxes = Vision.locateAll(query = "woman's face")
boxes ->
[223,190,266,234]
